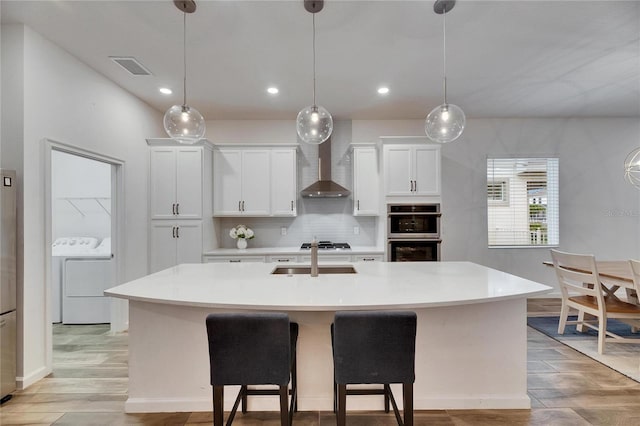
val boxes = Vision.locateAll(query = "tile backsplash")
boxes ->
[218,202,378,248]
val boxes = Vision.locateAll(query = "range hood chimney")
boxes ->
[300,138,351,198]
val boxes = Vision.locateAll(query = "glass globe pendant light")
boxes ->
[425,0,465,144]
[296,0,333,145]
[163,0,205,144]
[624,147,640,189]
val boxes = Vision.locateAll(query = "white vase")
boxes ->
[236,238,247,250]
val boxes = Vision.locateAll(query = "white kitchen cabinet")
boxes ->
[203,255,266,263]
[352,145,379,216]
[271,149,297,216]
[149,221,202,273]
[214,149,271,216]
[352,254,384,262]
[150,146,203,219]
[266,255,299,263]
[383,144,440,196]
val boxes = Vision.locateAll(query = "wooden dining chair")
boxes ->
[551,249,640,354]
[628,259,640,305]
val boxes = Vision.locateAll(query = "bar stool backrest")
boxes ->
[333,310,417,385]
[206,313,291,386]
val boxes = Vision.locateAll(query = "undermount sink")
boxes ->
[271,265,357,275]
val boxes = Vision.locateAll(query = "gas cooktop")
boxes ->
[300,241,351,250]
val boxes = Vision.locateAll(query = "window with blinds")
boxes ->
[487,158,559,247]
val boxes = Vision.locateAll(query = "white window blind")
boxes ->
[487,158,559,247]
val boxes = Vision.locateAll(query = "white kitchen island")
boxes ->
[105,261,551,413]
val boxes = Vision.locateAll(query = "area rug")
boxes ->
[527,316,640,382]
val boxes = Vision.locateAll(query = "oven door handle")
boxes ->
[387,212,442,217]
[387,238,442,243]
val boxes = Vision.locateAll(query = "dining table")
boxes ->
[544,260,638,302]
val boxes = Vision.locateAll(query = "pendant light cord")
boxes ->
[442,7,447,106]
[183,10,187,107]
[312,12,317,107]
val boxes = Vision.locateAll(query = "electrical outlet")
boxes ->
[281,227,287,236]
[353,226,360,235]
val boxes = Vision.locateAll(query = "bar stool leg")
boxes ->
[279,385,289,426]
[213,386,224,426]
[241,385,248,414]
[403,383,413,426]
[292,349,298,412]
[337,384,347,426]
[384,384,390,413]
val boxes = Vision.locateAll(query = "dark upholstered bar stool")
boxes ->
[205,313,298,426]
[332,311,417,426]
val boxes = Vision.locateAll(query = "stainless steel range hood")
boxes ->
[300,138,351,198]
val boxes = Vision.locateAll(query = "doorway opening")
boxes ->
[50,150,114,324]
[44,140,126,372]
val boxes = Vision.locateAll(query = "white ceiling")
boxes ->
[2,0,639,120]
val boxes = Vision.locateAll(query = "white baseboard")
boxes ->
[124,394,530,413]
[125,397,211,413]
[17,365,50,390]
[414,394,531,409]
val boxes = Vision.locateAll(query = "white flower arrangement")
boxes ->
[229,224,255,240]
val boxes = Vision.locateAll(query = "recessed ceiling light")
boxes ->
[159,87,172,95]
[267,87,279,95]
[377,87,390,95]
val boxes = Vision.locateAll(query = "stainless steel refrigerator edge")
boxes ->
[1,169,17,401]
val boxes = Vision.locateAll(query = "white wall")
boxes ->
[52,151,111,240]
[354,118,640,291]
[1,24,164,388]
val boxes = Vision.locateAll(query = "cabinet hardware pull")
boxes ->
[238,201,241,212]
[176,226,180,238]
[229,259,241,263]
[172,203,176,215]
[278,259,290,262]
[176,203,179,215]
[242,201,245,211]
[172,226,176,238]
[357,200,360,210]
[291,200,294,211]
[409,181,413,192]
[363,257,375,261]
[414,181,417,192]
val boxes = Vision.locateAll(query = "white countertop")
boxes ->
[105,261,551,311]
[202,246,383,256]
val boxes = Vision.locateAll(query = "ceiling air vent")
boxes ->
[109,56,152,76]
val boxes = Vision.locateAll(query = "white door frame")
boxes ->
[43,139,126,369]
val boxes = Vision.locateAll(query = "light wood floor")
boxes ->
[2,298,640,425]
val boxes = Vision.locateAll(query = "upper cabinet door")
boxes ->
[413,146,440,196]
[383,143,441,198]
[150,148,178,219]
[353,146,379,216]
[271,149,297,216]
[213,149,243,215]
[384,146,413,196]
[150,147,203,219]
[175,148,203,218]
[241,150,271,215]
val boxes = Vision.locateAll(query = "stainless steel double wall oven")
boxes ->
[387,203,441,262]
